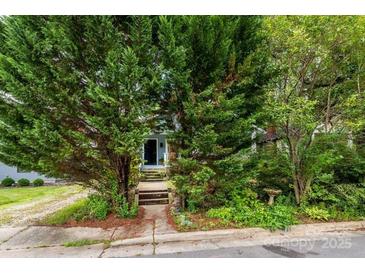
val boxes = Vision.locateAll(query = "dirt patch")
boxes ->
[60,207,146,230]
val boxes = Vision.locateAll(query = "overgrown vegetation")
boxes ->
[167,16,365,230]
[0,16,364,229]
[42,192,139,225]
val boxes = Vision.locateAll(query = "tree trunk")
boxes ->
[325,89,332,133]
[116,155,131,201]
[293,172,306,204]
[288,136,307,204]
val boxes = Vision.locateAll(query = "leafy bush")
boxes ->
[115,196,138,218]
[1,177,15,187]
[17,178,30,187]
[170,208,194,228]
[33,178,44,187]
[302,206,330,221]
[87,195,110,220]
[206,188,297,230]
[207,207,234,220]
[307,182,365,220]
[253,145,292,194]
[306,133,365,186]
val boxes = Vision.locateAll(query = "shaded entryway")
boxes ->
[144,139,158,165]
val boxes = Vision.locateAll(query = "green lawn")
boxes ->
[0,185,84,210]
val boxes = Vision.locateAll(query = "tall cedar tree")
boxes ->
[0,16,160,201]
[155,16,267,208]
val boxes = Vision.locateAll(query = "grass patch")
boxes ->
[0,185,84,210]
[63,239,111,247]
[41,198,88,225]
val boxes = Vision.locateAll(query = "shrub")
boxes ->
[172,211,194,228]
[33,178,44,187]
[17,178,30,187]
[87,195,109,220]
[307,182,365,220]
[115,196,138,218]
[1,177,15,187]
[206,188,297,230]
[207,207,234,220]
[302,206,330,221]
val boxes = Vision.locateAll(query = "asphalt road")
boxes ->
[151,231,365,258]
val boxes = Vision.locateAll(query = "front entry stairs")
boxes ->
[137,169,170,206]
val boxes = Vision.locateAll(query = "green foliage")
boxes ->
[306,134,365,185]
[87,194,110,220]
[307,183,365,219]
[107,180,138,218]
[17,178,30,187]
[63,239,107,247]
[0,16,160,203]
[42,198,88,225]
[249,145,292,195]
[262,16,365,203]
[162,16,267,210]
[1,177,15,187]
[115,196,138,218]
[32,178,44,187]
[171,208,194,228]
[207,188,297,230]
[302,206,330,221]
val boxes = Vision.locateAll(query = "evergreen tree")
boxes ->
[156,16,267,209]
[0,16,159,201]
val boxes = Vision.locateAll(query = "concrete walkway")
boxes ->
[0,219,364,257]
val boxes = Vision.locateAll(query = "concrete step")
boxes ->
[143,177,164,180]
[139,197,169,205]
[142,178,165,182]
[139,189,167,193]
[142,170,164,174]
[143,174,163,177]
[139,192,168,200]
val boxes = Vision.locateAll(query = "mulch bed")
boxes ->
[60,207,146,229]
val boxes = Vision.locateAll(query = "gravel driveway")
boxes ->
[0,185,89,227]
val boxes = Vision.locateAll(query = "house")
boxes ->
[0,132,172,182]
[0,162,56,183]
[141,132,174,170]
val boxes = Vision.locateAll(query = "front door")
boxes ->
[144,139,157,165]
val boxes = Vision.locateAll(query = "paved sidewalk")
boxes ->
[0,219,364,257]
[0,203,176,257]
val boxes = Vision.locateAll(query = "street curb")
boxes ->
[110,220,365,247]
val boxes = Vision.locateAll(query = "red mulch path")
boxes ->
[60,207,145,229]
